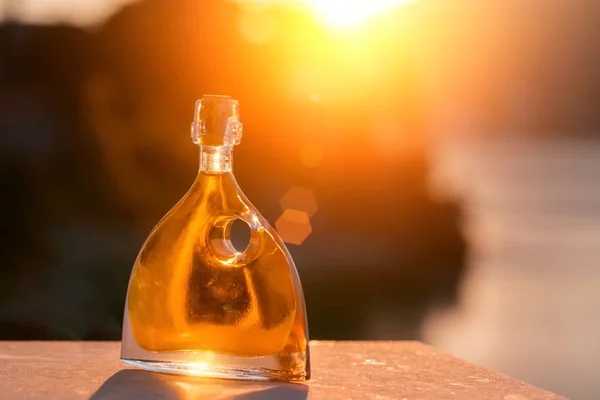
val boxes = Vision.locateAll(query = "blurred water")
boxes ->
[425,137,600,400]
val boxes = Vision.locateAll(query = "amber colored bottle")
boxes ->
[121,95,310,381]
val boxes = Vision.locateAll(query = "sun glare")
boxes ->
[308,0,419,30]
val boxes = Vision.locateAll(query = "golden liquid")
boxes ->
[127,172,308,358]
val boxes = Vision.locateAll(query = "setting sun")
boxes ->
[308,0,419,30]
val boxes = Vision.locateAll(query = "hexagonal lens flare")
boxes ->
[275,209,313,245]
[280,187,318,218]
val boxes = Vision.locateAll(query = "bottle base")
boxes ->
[121,358,306,382]
[120,309,309,382]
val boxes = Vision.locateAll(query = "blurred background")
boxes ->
[0,0,598,398]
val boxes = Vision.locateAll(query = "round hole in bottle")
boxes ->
[229,218,252,254]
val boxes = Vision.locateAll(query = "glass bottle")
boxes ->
[121,95,310,381]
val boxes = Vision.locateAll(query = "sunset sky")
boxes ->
[0,0,419,28]
[0,0,138,26]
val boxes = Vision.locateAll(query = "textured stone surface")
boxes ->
[0,341,566,400]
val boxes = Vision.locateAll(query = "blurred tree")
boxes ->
[0,0,466,341]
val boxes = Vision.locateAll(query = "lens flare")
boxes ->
[308,0,419,30]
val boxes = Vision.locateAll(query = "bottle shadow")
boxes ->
[89,369,309,400]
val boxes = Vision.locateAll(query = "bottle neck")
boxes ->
[199,146,233,174]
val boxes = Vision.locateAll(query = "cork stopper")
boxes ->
[191,95,243,147]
